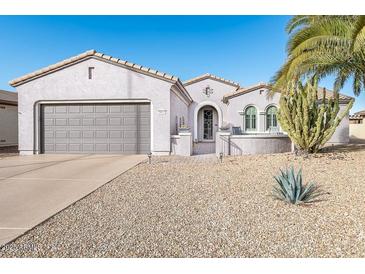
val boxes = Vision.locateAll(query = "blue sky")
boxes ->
[0,15,363,113]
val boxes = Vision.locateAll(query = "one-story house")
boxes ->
[9,50,353,156]
[0,89,18,147]
[350,110,365,124]
[349,110,365,143]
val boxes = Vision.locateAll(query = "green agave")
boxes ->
[273,166,323,204]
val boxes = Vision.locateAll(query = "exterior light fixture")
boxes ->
[219,152,223,163]
[147,152,152,164]
[203,86,214,97]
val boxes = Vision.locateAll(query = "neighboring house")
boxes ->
[0,90,18,147]
[349,110,365,143]
[350,110,365,124]
[9,50,353,156]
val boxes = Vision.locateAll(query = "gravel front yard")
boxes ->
[1,146,365,257]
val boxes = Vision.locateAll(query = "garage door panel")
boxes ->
[44,138,54,144]
[123,117,137,125]
[69,131,82,138]
[41,103,150,154]
[82,105,94,113]
[95,105,108,113]
[82,144,94,151]
[55,144,68,151]
[55,106,67,113]
[109,118,121,125]
[95,144,108,151]
[123,105,137,112]
[109,144,122,151]
[109,131,122,138]
[109,139,123,144]
[95,118,108,126]
[55,119,67,126]
[55,131,67,138]
[109,105,121,113]
[124,131,137,138]
[68,105,81,113]
[82,118,94,126]
[95,131,108,138]
[82,131,94,138]
[123,144,137,151]
[94,138,108,144]
[44,106,54,114]
[139,143,150,152]
[139,117,150,125]
[69,118,81,126]
[44,144,55,151]
[69,144,82,151]
[44,119,54,126]
[44,131,54,138]
[139,130,150,138]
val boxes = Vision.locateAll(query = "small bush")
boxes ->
[272,166,324,205]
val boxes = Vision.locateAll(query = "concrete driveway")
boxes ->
[0,154,146,246]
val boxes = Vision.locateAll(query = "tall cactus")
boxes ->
[278,77,354,154]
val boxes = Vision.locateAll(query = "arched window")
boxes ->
[245,106,257,131]
[266,106,278,130]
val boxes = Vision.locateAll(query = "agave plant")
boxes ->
[272,166,323,204]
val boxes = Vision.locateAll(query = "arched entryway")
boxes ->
[193,101,223,154]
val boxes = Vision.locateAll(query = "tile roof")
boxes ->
[223,82,268,102]
[0,89,17,105]
[317,87,354,102]
[223,82,354,103]
[353,110,365,116]
[183,73,240,88]
[9,50,180,87]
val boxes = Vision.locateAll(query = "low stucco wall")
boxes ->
[216,132,292,156]
[171,132,192,156]
[350,123,365,143]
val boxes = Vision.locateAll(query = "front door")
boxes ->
[198,106,218,142]
[203,109,213,140]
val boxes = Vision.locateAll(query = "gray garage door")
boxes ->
[41,103,150,154]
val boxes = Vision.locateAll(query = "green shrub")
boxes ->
[273,166,323,204]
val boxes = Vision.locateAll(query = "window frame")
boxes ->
[266,105,278,131]
[244,106,257,132]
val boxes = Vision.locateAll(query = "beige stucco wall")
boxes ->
[349,123,365,143]
[0,104,18,147]
[16,57,175,155]
[170,89,189,135]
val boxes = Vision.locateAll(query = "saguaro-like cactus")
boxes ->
[278,78,354,154]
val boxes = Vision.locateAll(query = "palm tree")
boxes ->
[272,15,365,96]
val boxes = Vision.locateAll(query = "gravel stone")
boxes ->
[1,146,365,257]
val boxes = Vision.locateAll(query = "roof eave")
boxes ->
[174,79,193,104]
[223,83,270,102]
[184,73,240,88]
[9,50,180,87]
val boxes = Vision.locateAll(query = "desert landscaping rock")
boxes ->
[1,146,365,257]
